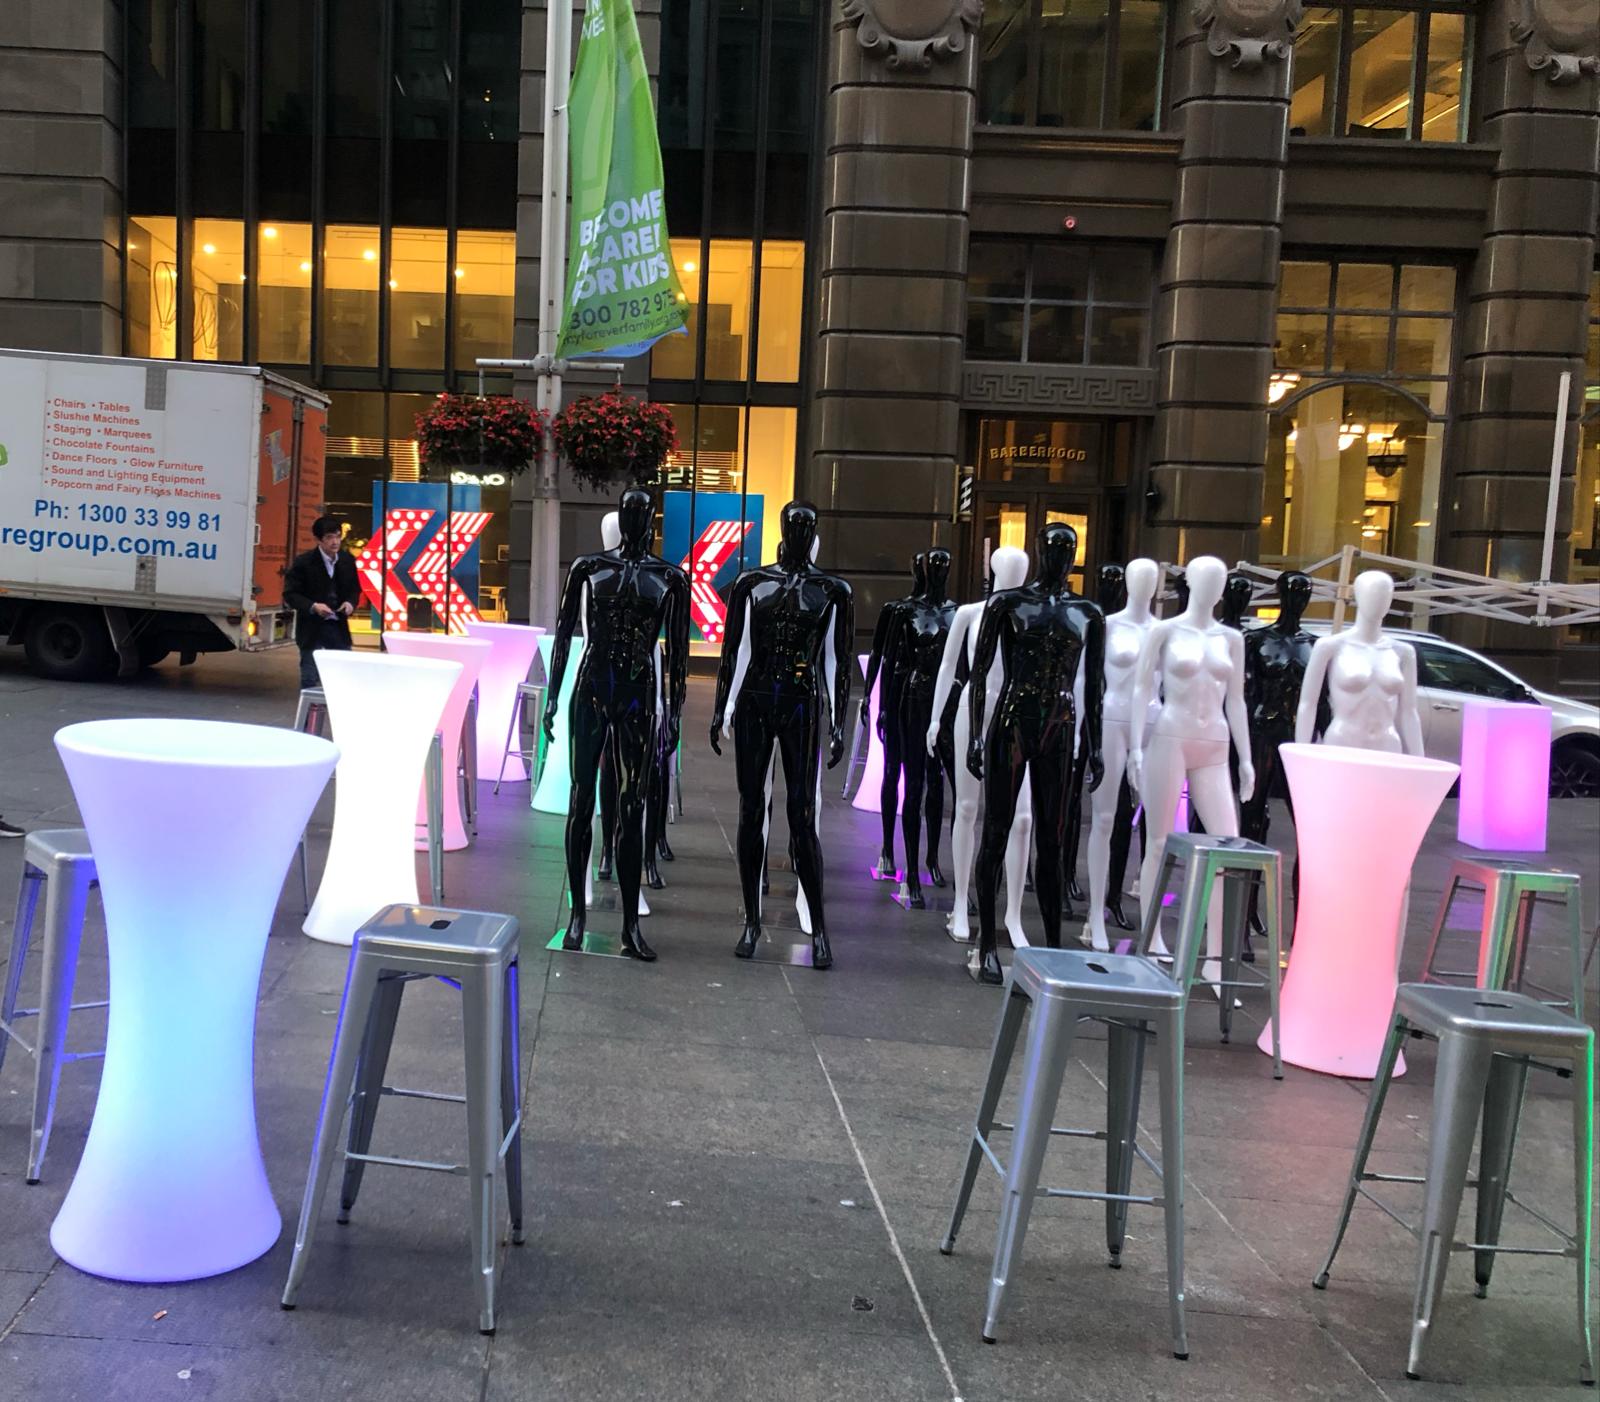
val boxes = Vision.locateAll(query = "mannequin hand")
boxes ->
[708,717,723,757]
[664,712,681,753]
[542,704,557,746]
[1238,760,1256,804]
[1086,752,1106,794]
[828,724,845,769]
[1127,749,1143,796]
[925,721,939,758]
[966,741,983,781]
[858,698,870,731]
[875,710,886,743]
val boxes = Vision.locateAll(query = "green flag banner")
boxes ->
[558,0,688,359]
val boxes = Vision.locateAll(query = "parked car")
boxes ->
[1302,625,1600,798]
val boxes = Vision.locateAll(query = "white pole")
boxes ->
[530,0,573,630]
[1536,369,1572,620]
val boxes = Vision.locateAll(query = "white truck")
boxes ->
[0,349,328,680]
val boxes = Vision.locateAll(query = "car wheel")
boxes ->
[1549,741,1600,799]
[22,606,116,682]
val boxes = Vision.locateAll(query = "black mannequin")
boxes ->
[1061,563,1126,910]
[1171,567,1190,612]
[711,501,854,969]
[968,523,1106,985]
[882,547,956,908]
[643,721,672,889]
[1220,570,1255,631]
[544,488,689,961]
[862,554,927,876]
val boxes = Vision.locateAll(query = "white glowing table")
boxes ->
[382,633,490,851]
[305,650,460,945]
[51,719,337,1281]
[1260,743,1458,1079]
[851,655,905,815]
[465,620,545,783]
[1457,699,1551,853]
[533,635,584,815]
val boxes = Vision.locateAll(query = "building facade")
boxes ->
[2,0,1597,678]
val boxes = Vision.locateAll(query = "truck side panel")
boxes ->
[253,383,327,608]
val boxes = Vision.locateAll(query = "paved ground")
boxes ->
[0,645,1595,1402]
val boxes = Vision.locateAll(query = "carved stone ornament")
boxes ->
[1192,0,1304,70]
[840,0,982,70]
[1510,0,1600,85]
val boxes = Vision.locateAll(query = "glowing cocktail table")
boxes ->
[851,656,905,815]
[533,635,584,815]
[1260,743,1458,1078]
[465,621,545,784]
[51,719,338,1281]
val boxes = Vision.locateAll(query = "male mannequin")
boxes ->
[711,502,853,968]
[861,554,927,876]
[967,523,1105,985]
[545,489,689,961]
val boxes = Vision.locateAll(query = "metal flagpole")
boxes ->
[1536,369,1572,622]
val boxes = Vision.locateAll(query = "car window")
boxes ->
[1412,641,1525,700]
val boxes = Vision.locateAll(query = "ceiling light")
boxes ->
[299,261,312,272]
[262,226,278,239]
[127,242,137,251]
[388,279,398,289]
[202,243,217,255]
[681,260,697,274]
[362,249,377,262]
[1267,370,1300,404]
[453,267,464,278]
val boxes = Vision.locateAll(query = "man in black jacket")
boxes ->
[283,515,362,687]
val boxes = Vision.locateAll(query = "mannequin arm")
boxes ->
[1224,629,1255,801]
[1081,610,1106,791]
[1126,621,1167,793]
[965,599,1004,779]
[874,611,906,742]
[721,596,753,742]
[543,559,587,741]
[821,604,839,746]
[711,571,756,751]
[926,608,969,756]
[664,566,690,748]
[827,580,855,766]
[861,601,896,728]
[1295,637,1334,746]
[1397,642,1424,756]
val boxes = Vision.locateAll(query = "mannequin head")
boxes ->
[925,547,952,602]
[1221,570,1254,629]
[911,551,928,595]
[1035,522,1079,587]
[1351,569,1395,631]
[1183,556,1227,617]
[990,544,1028,592]
[1125,557,1159,613]
[1276,569,1312,628]
[600,511,621,551]
[617,488,653,556]
[1097,562,1127,613]
[780,500,819,571]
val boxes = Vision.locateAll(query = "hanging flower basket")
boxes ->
[552,390,678,495]
[414,393,546,478]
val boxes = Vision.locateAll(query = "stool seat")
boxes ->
[1012,946,1181,1013]
[356,905,519,963]
[23,829,96,868]
[1396,983,1591,1052]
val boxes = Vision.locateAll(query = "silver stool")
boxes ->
[940,881,1213,1357]
[493,680,547,794]
[294,686,329,737]
[1136,833,1285,1079]
[1315,983,1594,1384]
[0,829,106,1182]
[1418,858,1586,1019]
[282,904,523,1334]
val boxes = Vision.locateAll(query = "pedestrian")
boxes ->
[283,515,362,688]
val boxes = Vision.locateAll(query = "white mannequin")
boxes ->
[1128,556,1254,985]
[1295,570,1422,755]
[1084,557,1161,952]
[924,545,1033,945]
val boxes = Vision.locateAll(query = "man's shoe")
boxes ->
[0,819,22,839]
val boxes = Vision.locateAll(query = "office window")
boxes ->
[453,230,515,369]
[966,241,1153,367]
[1572,274,1600,589]
[255,221,312,365]
[1289,5,1471,142]
[390,227,449,370]
[127,216,179,360]
[756,242,805,384]
[191,218,244,362]
[323,225,381,367]
[979,0,1166,131]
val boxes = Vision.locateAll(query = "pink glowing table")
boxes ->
[383,632,491,851]
[464,620,545,784]
[851,655,905,815]
[1457,699,1551,853]
[1260,743,1458,1078]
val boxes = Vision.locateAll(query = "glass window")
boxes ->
[1275,312,1328,373]
[1346,10,1416,137]
[1028,305,1087,363]
[1276,258,1454,386]
[1089,304,1146,364]
[260,0,312,220]
[127,216,179,360]
[323,224,381,367]
[1412,642,1524,699]
[979,0,1031,126]
[389,227,448,370]
[1038,1,1109,129]
[453,230,515,369]
[966,240,1151,366]
[1419,12,1468,142]
[1392,316,1452,376]
[327,0,383,222]
[1328,314,1390,373]
[1116,2,1165,132]
[969,301,1027,360]
[191,218,244,362]
[969,242,1029,301]
[1290,8,1341,136]
[650,240,701,380]
[255,221,312,365]
[1033,245,1093,303]
[756,241,805,383]
[704,241,754,381]
[1335,263,1394,311]
[1399,264,1454,313]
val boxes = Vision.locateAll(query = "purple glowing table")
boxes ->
[464,621,545,784]
[383,632,491,851]
[1260,743,1458,1079]
[1457,699,1551,853]
[851,655,905,815]
[51,719,337,1281]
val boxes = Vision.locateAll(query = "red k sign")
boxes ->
[354,508,491,633]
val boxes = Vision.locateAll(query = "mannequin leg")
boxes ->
[974,723,1028,984]
[733,703,777,958]
[948,707,979,942]
[924,741,947,888]
[899,699,932,908]
[1063,739,1089,906]
[1187,761,1240,993]
[655,737,675,861]
[1030,740,1071,950]
[877,710,903,874]
[562,694,609,950]
[780,696,832,969]
[937,695,959,880]
[1135,733,1186,959]
[611,701,655,961]
[643,725,667,890]
[761,750,777,898]
[1003,769,1034,947]
[1086,722,1132,952]
[597,745,617,880]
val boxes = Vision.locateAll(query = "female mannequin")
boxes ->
[1062,564,1129,912]
[1295,570,1421,755]
[861,554,927,876]
[1085,557,1161,952]
[967,523,1105,985]
[1128,556,1254,982]
[924,545,1032,945]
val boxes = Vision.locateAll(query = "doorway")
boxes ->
[969,492,1095,598]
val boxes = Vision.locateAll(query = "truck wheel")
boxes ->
[23,606,116,682]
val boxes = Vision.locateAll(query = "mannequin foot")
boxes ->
[903,882,926,911]
[927,858,946,888]
[1107,898,1135,932]
[1068,876,1084,903]
[621,923,657,962]
[946,915,970,943]
[811,932,833,970]
[597,849,614,882]
[734,923,762,959]
[1004,917,1028,949]
[561,920,585,953]
[657,836,675,862]
[874,854,894,879]
[1086,921,1111,954]
[977,947,1005,986]
[645,860,666,891]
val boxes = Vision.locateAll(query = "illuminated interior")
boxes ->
[650,238,805,383]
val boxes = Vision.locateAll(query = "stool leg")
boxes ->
[1407,1031,1493,1381]
[1419,874,1463,985]
[1473,1053,1529,1298]
[27,868,91,1183]
[0,869,42,1081]
[942,982,1028,1254]
[1135,850,1181,959]
[1478,873,1518,990]
[1263,856,1285,1080]
[1315,1013,1408,1289]
[298,832,311,913]
[983,997,1076,1344]
[494,698,519,795]
[463,964,506,1333]
[501,959,524,1246]
[1218,868,1242,1042]
[1157,1011,1188,1360]
[283,949,382,1309]
[1104,1018,1147,1266]
[1565,893,1585,1023]
[338,972,407,1221]
[1571,1036,1596,1386]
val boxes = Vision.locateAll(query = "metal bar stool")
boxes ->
[1136,833,1285,1079]
[1418,858,1586,1019]
[0,829,106,1182]
[282,904,523,1334]
[1315,983,1593,1384]
[940,869,1214,1357]
[493,680,547,794]
[839,704,868,800]
[294,686,329,738]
